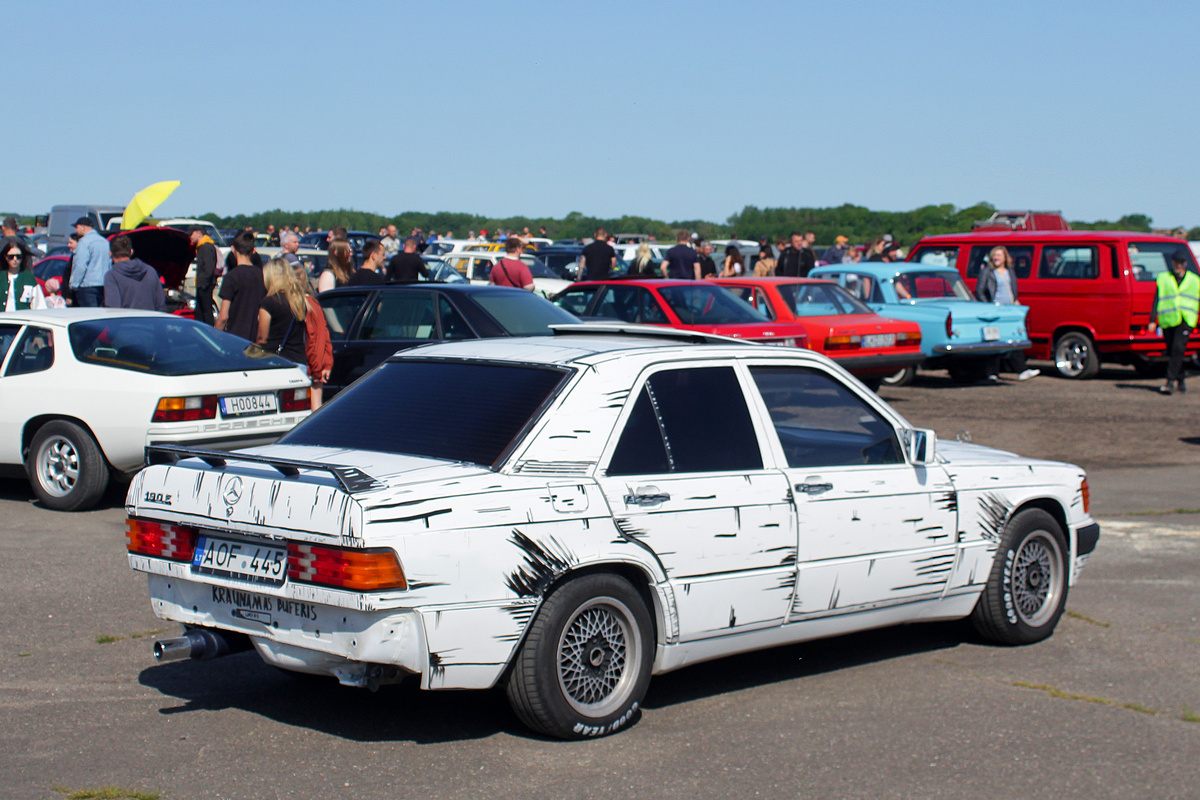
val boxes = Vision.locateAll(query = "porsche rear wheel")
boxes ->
[26,421,109,511]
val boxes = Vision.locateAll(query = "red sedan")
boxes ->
[552,279,810,348]
[714,277,924,387]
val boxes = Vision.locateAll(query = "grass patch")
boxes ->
[1065,610,1110,627]
[1183,709,1200,724]
[128,629,163,640]
[94,635,124,645]
[1012,681,1159,715]
[17,651,31,657]
[53,786,160,800]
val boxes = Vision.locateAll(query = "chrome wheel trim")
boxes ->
[1012,530,1064,627]
[1055,338,1088,376]
[36,435,80,497]
[556,596,641,717]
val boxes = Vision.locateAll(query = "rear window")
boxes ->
[282,360,569,467]
[69,317,295,375]
[777,283,872,316]
[657,284,766,324]
[1128,242,1197,282]
[472,291,579,335]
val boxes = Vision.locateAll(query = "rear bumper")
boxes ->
[1076,522,1101,556]
[931,339,1032,356]
[835,351,926,375]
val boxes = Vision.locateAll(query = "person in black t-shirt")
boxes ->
[661,230,701,279]
[216,231,267,341]
[579,227,617,281]
[387,236,431,282]
[697,241,717,278]
[347,240,387,286]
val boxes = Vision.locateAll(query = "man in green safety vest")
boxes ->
[1150,253,1199,395]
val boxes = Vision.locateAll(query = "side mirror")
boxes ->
[902,427,937,465]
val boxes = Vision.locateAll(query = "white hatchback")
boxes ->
[1,309,311,511]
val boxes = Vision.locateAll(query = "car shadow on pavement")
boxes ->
[139,653,517,744]
[0,475,130,512]
[642,619,968,711]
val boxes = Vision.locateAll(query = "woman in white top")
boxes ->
[719,244,745,277]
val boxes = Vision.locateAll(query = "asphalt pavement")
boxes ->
[1,360,1196,800]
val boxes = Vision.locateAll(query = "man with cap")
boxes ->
[69,217,113,307]
[1150,253,1200,395]
[823,235,851,265]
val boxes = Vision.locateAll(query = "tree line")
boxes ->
[184,204,1194,244]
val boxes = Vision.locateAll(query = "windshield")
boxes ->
[472,291,580,335]
[282,360,569,467]
[777,283,873,316]
[1128,242,1198,283]
[894,271,973,300]
[657,285,767,324]
[69,317,295,375]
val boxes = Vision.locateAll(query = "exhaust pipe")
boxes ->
[153,628,252,662]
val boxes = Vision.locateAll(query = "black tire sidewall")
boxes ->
[1054,332,1099,379]
[974,509,1069,644]
[25,420,108,512]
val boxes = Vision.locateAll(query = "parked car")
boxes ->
[316,283,581,397]
[713,277,924,387]
[810,263,1030,385]
[0,309,311,511]
[440,252,571,298]
[552,279,811,349]
[127,329,1099,739]
[299,231,382,268]
[909,231,1200,378]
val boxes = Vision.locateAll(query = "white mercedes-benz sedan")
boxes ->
[126,327,1098,738]
[0,309,311,511]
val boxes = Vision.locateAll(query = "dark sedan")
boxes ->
[317,283,581,397]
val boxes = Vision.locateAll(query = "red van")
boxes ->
[908,231,1199,378]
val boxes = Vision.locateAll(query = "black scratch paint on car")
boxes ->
[364,496,445,512]
[688,495,717,500]
[269,482,281,509]
[890,580,949,591]
[371,508,452,527]
[428,651,445,682]
[828,578,840,610]
[405,580,448,590]
[614,518,646,539]
[978,493,1011,544]
[193,473,203,498]
[548,434,578,440]
[903,517,924,524]
[505,529,579,597]
[728,607,737,628]
[936,491,958,512]
[715,531,738,538]
[779,551,797,566]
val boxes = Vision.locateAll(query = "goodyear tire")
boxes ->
[971,509,1068,645]
[1053,331,1100,379]
[25,420,110,511]
[506,573,653,739]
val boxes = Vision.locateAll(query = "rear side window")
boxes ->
[359,291,439,341]
[1039,246,1098,279]
[967,246,1034,279]
[911,246,959,270]
[472,291,579,335]
[608,367,762,475]
[283,361,569,467]
[319,291,370,340]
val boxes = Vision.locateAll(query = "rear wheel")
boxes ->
[1053,331,1099,379]
[506,573,653,739]
[25,421,109,511]
[971,509,1068,645]
[880,365,915,387]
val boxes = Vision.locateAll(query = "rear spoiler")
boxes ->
[145,445,385,495]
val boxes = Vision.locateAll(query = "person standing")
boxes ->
[1150,253,1199,394]
[266,224,280,247]
[823,235,850,264]
[629,242,656,277]
[215,231,267,340]
[661,230,701,279]
[1,237,45,311]
[256,259,308,365]
[489,238,534,290]
[103,235,165,311]
[347,240,387,286]
[719,244,745,277]
[976,245,1039,382]
[69,217,112,307]
[290,261,334,409]
[754,243,777,276]
[579,227,617,281]
[190,228,219,325]
[777,232,815,277]
[317,240,355,292]
[386,236,430,282]
[279,232,302,266]
[380,224,401,257]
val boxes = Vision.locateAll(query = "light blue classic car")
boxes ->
[809,261,1030,385]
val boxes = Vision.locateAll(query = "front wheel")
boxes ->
[971,509,1068,645]
[506,573,653,739]
[1053,331,1099,379]
[25,420,110,511]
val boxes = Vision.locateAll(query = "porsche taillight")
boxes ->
[152,395,218,422]
[280,388,311,413]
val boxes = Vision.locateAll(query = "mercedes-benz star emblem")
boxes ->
[222,476,243,506]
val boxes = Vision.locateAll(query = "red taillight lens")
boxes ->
[287,543,407,591]
[945,312,953,338]
[824,334,861,351]
[1081,479,1090,514]
[152,395,218,422]
[897,330,922,347]
[126,517,197,561]
[280,388,311,413]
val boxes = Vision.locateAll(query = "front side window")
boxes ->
[749,366,900,468]
[1039,246,1098,280]
[911,246,959,270]
[319,291,370,340]
[552,285,601,317]
[0,323,23,370]
[967,245,1034,279]
[608,367,763,476]
[592,284,667,324]
[7,326,55,376]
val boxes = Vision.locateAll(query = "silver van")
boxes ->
[47,205,125,249]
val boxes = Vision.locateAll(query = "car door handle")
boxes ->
[795,482,833,495]
[624,492,671,506]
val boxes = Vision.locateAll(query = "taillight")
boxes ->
[945,312,953,339]
[126,517,197,561]
[280,388,311,413]
[1081,479,1090,514]
[152,395,217,422]
[824,334,861,351]
[287,543,407,591]
[897,331,922,347]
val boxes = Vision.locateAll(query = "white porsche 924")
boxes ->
[126,326,1099,739]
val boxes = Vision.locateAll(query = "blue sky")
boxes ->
[8,0,1198,228]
